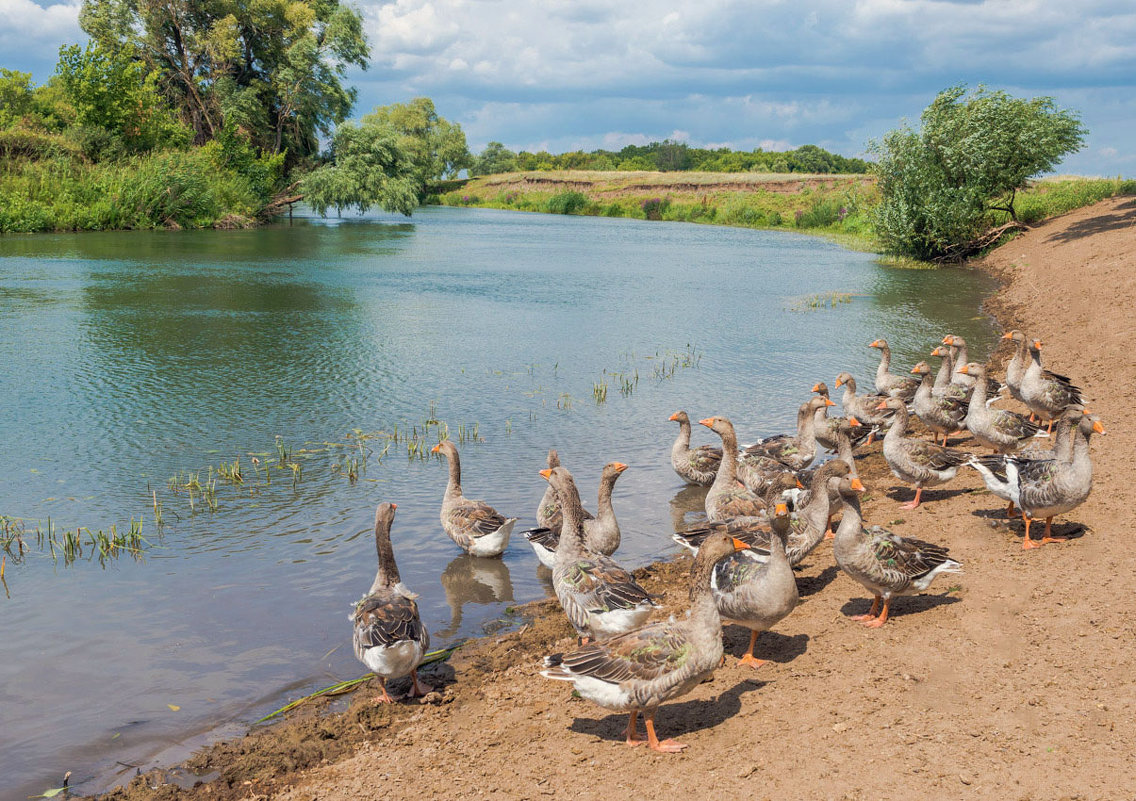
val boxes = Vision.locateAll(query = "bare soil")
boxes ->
[100,197,1136,801]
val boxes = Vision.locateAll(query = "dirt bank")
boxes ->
[100,197,1135,801]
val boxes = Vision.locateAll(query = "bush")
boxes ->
[640,197,670,220]
[545,191,588,215]
[795,197,843,228]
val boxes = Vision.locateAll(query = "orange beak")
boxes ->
[1001,332,1013,340]
[869,339,883,348]
[848,416,861,427]
[941,335,953,344]
[910,365,920,374]
[795,478,805,489]
[613,462,629,473]
[539,468,553,480]
[959,364,970,375]
[1033,340,1043,349]
[811,383,822,392]
[698,417,714,428]
[1093,420,1106,434]
[731,537,751,551]
[430,443,442,454]
[875,400,889,411]
[390,503,398,510]
[850,477,865,492]
[835,377,844,388]
[825,398,836,407]
[774,502,788,516]
[668,412,680,422]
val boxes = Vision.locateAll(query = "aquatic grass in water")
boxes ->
[1,514,150,577]
[789,291,856,312]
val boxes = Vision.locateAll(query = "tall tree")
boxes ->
[301,118,419,217]
[78,0,369,160]
[362,97,471,193]
[871,85,1086,260]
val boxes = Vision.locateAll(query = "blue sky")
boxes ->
[4,0,1134,174]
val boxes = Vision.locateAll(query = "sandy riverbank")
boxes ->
[101,196,1135,801]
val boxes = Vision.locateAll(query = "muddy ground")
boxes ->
[100,196,1136,801]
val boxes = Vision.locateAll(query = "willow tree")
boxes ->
[301,118,420,217]
[78,0,369,160]
[871,86,1086,260]
[363,98,471,194]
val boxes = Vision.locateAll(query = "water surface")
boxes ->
[0,207,996,796]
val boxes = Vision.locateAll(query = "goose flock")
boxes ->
[351,331,1103,753]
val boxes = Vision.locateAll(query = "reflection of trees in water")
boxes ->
[669,484,709,532]
[436,553,514,639]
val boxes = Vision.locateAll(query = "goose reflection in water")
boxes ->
[437,553,514,639]
[669,483,709,533]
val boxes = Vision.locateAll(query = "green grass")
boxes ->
[992,177,1136,226]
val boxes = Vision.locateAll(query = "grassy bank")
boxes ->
[0,130,283,233]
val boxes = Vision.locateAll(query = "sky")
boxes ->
[3,0,1135,175]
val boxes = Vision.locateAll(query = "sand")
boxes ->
[100,196,1136,801]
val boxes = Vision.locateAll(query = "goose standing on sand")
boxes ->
[876,397,969,509]
[1013,412,1103,550]
[1020,340,1085,432]
[432,441,517,557]
[668,411,723,486]
[833,478,962,628]
[968,407,1080,519]
[542,466,659,642]
[958,362,1042,453]
[711,500,798,669]
[1001,330,1031,406]
[541,530,748,753]
[869,339,919,402]
[740,396,831,473]
[352,503,432,703]
[524,461,627,567]
[910,361,966,445]
[702,416,780,521]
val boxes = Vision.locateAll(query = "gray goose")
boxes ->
[1013,412,1103,549]
[941,334,1003,402]
[959,362,1041,453]
[710,500,798,669]
[739,396,830,473]
[524,459,627,567]
[834,372,891,436]
[833,476,962,627]
[352,503,432,703]
[1001,330,1030,405]
[541,529,747,753]
[877,397,968,509]
[811,382,872,452]
[1020,339,1085,432]
[702,415,778,521]
[432,440,517,557]
[911,361,966,445]
[542,466,658,642]
[869,338,918,402]
[668,411,722,486]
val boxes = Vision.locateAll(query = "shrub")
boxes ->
[545,191,588,215]
[640,197,670,220]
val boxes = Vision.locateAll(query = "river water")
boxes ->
[0,207,996,797]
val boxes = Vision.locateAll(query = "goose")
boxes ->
[432,440,516,557]
[1020,340,1085,432]
[668,411,723,486]
[834,372,891,438]
[876,397,968,509]
[967,407,1080,519]
[542,466,659,641]
[535,449,581,531]
[812,382,872,452]
[711,500,798,669]
[524,461,627,567]
[833,477,962,627]
[1013,412,1103,549]
[541,530,747,753]
[869,339,918,402]
[701,416,780,521]
[1001,330,1031,406]
[739,396,830,473]
[352,503,432,703]
[958,362,1041,453]
[910,361,966,445]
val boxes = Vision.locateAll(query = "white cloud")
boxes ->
[0,1,82,68]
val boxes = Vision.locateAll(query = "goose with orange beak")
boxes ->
[1020,339,1085,433]
[832,476,962,628]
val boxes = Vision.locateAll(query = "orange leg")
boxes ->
[861,598,891,628]
[824,514,836,540]
[900,487,924,510]
[1040,516,1069,545]
[1006,500,1018,518]
[408,669,433,698]
[644,710,687,753]
[866,431,875,445]
[625,710,645,747]
[850,595,881,622]
[373,678,395,704]
[737,630,766,669]
[1046,420,1054,434]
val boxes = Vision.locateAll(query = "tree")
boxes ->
[0,70,35,128]
[871,85,1086,260]
[471,141,517,176]
[362,98,471,193]
[300,118,419,217]
[655,140,689,172]
[77,0,369,159]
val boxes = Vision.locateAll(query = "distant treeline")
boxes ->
[470,140,871,177]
